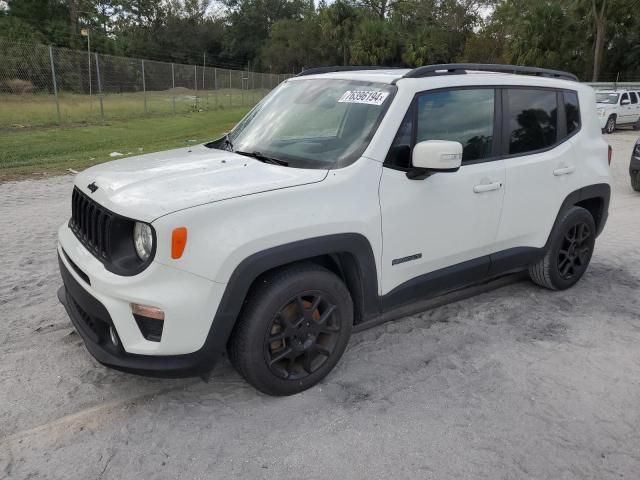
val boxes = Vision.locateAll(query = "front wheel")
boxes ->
[529,206,596,290]
[604,115,616,134]
[228,264,353,396]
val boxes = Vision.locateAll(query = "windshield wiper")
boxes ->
[234,150,289,166]
[223,133,234,151]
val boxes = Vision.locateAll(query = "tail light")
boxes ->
[608,145,612,166]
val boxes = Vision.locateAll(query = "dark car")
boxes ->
[631,138,640,191]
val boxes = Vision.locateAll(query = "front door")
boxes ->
[379,87,505,300]
[619,92,633,124]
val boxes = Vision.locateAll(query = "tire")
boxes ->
[632,172,640,192]
[604,115,616,134]
[228,263,353,396]
[529,206,596,291]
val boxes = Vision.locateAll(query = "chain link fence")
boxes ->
[0,39,294,129]
[3,38,640,130]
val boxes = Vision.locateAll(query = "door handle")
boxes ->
[553,166,576,176]
[473,182,502,193]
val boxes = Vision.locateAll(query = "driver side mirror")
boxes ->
[407,140,463,180]
[621,99,631,105]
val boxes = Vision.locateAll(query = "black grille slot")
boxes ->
[61,248,91,285]
[70,188,113,260]
[68,293,110,344]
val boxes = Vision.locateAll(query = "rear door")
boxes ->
[494,88,583,253]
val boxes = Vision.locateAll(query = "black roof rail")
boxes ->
[296,66,393,77]
[401,63,578,82]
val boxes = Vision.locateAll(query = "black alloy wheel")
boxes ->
[264,293,341,380]
[228,263,353,396]
[529,206,596,290]
[557,222,592,281]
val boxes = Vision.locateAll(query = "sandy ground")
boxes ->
[1,131,640,480]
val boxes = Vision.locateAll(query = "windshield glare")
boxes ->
[224,79,395,169]
[596,93,619,104]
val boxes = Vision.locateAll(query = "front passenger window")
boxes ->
[416,89,495,163]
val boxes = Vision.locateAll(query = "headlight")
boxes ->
[133,222,154,261]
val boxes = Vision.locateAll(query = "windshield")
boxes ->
[216,78,395,169]
[596,93,619,104]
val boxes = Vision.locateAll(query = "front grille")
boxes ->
[70,187,113,260]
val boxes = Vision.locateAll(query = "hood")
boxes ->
[75,145,328,222]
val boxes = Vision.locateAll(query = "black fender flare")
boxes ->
[545,183,611,248]
[199,233,380,365]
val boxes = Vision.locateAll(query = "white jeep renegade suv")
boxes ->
[57,64,611,396]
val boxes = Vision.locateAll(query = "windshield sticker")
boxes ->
[338,90,389,106]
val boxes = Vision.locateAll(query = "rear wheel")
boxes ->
[228,264,353,396]
[529,206,596,290]
[604,115,616,134]
[632,172,640,192]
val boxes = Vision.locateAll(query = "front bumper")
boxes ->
[58,252,225,377]
[57,220,230,377]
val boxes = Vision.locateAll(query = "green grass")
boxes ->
[0,89,266,129]
[0,106,251,180]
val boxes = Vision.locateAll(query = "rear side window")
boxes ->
[630,92,638,104]
[564,91,580,135]
[506,89,558,155]
[416,89,495,163]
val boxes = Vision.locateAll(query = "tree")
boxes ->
[261,16,323,72]
[222,0,311,66]
[351,16,398,65]
[590,0,610,81]
[318,0,359,65]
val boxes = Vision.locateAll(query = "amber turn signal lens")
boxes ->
[131,303,165,320]
[171,227,188,259]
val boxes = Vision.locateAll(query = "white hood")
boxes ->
[74,145,328,222]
